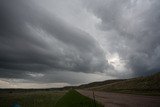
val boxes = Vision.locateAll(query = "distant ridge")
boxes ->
[1,72,160,95]
[76,79,125,89]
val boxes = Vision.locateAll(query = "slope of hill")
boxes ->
[89,72,160,95]
[66,72,160,95]
[77,79,125,89]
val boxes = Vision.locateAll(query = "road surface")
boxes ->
[78,90,160,107]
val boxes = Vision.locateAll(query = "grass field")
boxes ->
[0,91,65,107]
[55,89,104,107]
[0,90,103,107]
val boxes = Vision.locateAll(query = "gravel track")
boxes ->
[78,90,160,107]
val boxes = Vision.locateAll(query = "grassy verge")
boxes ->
[55,89,104,107]
[0,91,65,107]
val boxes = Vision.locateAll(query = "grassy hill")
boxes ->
[77,79,125,89]
[83,72,160,95]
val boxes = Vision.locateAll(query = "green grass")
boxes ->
[0,90,104,107]
[0,91,65,107]
[55,89,104,107]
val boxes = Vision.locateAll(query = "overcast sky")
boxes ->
[0,0,160,88]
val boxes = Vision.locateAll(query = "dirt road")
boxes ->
[78,90,160,107]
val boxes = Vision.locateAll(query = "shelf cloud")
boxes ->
[0,0,160,88]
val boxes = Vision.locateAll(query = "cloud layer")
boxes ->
[0,0,108,78]
[82,0,160,76]
[0,0,160,88]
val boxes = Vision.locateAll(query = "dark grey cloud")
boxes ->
[1,0,160,88]
[82,0,160,76]
[0,0,108,81]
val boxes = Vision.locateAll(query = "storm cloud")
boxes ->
[82,0,160,76]
[0,0,160,88]
[0,0,107,79]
